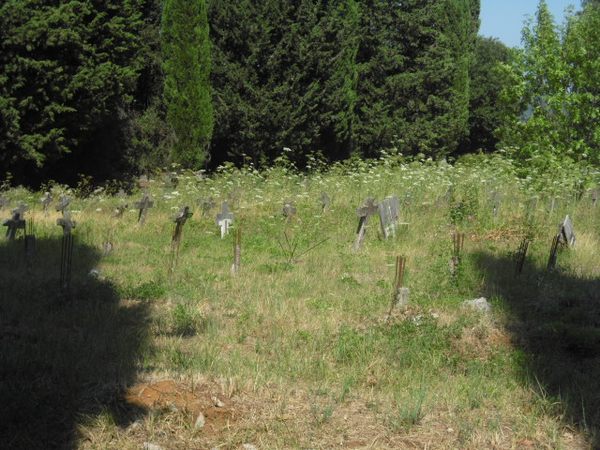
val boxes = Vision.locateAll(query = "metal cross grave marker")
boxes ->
[170,206,193,272]
[216,202,234,238]
[3,204,27,240]
[353,198,378,251]
[135,193,154,225]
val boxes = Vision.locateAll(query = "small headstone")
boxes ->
[135,193,154,225]
[558,215,575,247]
[282,201,296,220]
[41,192,53,214]
[164,172,179,189]
[199,197,215,217]
[114,203,128,218]
[56,195,71,215]
[138,175,150,191]
[353,198,378,251]
[378,196,400,239]
[3,204,27,240]
[216,202,234,238]
[320,192,330,212]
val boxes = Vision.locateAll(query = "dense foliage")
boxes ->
[0,0,598,186]
[498,0,600,172]
[162,0,213,168]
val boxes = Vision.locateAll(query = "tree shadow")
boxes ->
[474,251,600,446]
[0,236,149,449]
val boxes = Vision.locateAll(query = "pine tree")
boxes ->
[162,0,213,168]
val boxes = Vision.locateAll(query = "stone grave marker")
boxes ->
[558,215,575,247]
[114,189,128,218]
[525,197,538,224]
[216,202,234,238]
[353,198,378,251]
[57,211,76,291]
[282,201,296,221]
[378,196,400,239]
[3,204,27,240]
[135,193,154,225]
[41,192,53,214]
[170,206,193,272]
[199,197,215,217]
[320,192,330,212]
[138,175,150,191]
[56,195,71,215]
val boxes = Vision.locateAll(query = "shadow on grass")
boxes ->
[0,236,149,449]
[474,251,600,446]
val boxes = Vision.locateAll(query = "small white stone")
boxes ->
[242,444,258,450]
[212,396,225,408]
[194,412,206,429]
[463,297,492,314]
[143,443,164,450]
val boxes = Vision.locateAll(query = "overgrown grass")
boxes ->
[1,154,599,449]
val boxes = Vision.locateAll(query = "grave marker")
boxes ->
[378,196,400,239]
[3,204,27,240]
[41,192,53,214]
[231,227,242,275]
[320,192,330,212]
[199,197,215,217]
[57,211,76,291]
[282,201,296,221]
[387,255,409,318]
[450,231,465,277]
[135,193,154,225]
[170,206,193,272]
[558,215,575,247]
[515,238,529,276]
[138,175,150,191]
[56,195,71,215]
[216,202,234,238]
[490,191,501,218]
[0,196,8,210]
[24,219,36,266]
[353,198,378,251]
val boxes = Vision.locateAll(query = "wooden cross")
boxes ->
[41,192,53,214]
[56,211,76,236]
[135,193,154,224]
[216,202,234,238]
[3,204,27,240]
[56,195,71,214]
[353,197,378,250]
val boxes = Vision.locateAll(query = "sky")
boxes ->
[479,0,580,47]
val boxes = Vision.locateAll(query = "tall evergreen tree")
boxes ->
[0,0,146,184]
[162,0,213,168]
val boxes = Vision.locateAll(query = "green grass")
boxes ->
[1,154,599,449]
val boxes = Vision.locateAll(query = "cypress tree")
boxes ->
[162,0,213,168]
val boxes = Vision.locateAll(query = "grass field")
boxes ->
[1,154,599,449]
